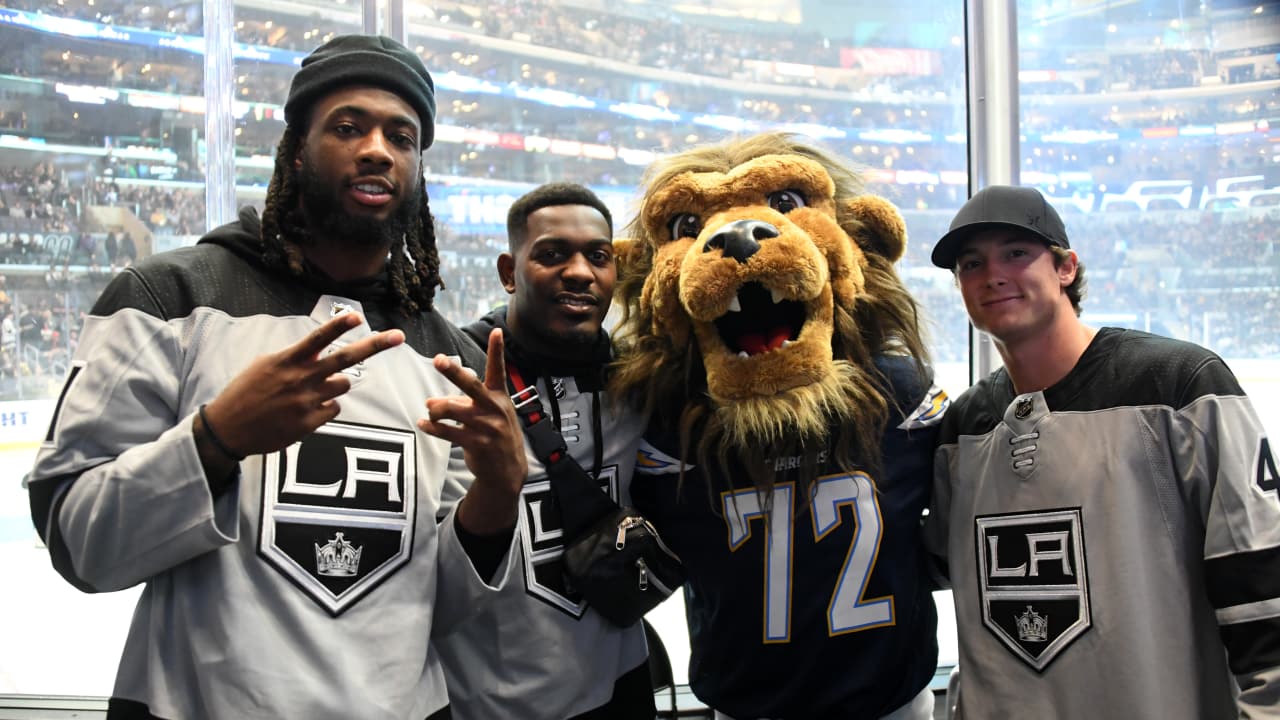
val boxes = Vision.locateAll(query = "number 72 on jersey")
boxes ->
[722,472,893,643]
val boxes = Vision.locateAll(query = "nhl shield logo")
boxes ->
[259,421,417,616]
[975,508,1091,671]
[518,465,619,617]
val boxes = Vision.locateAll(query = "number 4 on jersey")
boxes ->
[1257,437,1279,495]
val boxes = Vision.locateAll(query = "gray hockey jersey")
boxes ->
[926,327,1280,719]
[434,310,649,719]
[26,209,515,720]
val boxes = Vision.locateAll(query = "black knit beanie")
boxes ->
[284,34,436,149]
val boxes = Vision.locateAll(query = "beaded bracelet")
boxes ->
[198,403,245,461]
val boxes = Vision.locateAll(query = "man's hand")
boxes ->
[201,312,404,458]
[419,329,527,536]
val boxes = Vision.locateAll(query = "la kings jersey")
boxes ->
[434,311,649,720]
[633,355,949,718]
[26,209,515,720]
[926,327,1280,719]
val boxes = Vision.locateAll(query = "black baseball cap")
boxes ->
[931,185,1069,269]
[284,34,436,149]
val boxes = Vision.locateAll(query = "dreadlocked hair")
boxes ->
[259,126,445,316]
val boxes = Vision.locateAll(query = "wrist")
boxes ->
[455,489,520,536]
[193,406,242,495]
[197,403,245,461]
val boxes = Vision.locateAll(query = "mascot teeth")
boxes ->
[770,288,786,304]
[714,282,805,356]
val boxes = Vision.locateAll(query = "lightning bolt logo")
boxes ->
[900,385,950,430]
[635,440,690,475]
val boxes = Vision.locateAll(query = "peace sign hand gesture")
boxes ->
[419,329,527,535]
[197,312,404,469]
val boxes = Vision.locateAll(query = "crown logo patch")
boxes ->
[1016,605,1048,642]
[260,421,417,616]
[315,532,363,577]
[976,508,1091,672]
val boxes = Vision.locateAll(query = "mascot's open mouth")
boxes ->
[714,281,806,357]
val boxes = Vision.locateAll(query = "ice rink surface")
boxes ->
[2,359,1275,695]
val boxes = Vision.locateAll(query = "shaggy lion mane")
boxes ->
[609,132,931,494]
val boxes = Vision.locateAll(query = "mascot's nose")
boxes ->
[703,219,779,264]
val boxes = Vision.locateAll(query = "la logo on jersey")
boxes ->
[975,508,1091,671]
[259,420,417,616]
[518,466,619,617]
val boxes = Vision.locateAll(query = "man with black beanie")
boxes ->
[27,34,528,720]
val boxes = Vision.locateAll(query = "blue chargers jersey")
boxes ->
[634,355,949,718]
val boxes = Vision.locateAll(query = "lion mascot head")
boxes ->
[610,131,930,491]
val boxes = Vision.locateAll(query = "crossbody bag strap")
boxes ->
[507,360,618,538]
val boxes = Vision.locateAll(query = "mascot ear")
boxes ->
[841,195,907,263]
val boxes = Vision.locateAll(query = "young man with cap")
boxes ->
[26,35,527,720]
[923,185,1280,718]
[436,182,655,720]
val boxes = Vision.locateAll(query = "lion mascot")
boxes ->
[611,132,949,719]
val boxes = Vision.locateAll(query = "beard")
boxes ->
[296,162,420,249]
[554,321,605,348]
[520,303,608,359]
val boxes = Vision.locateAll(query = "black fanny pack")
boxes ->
[507,362,684,627]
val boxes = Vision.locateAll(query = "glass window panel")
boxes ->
[232,0,362,210]
[1016,0,1279,436]
[0,0,207,697]
[0,16,208,354]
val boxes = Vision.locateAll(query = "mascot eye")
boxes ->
[767,190,806,213]
[668,213,702,240]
